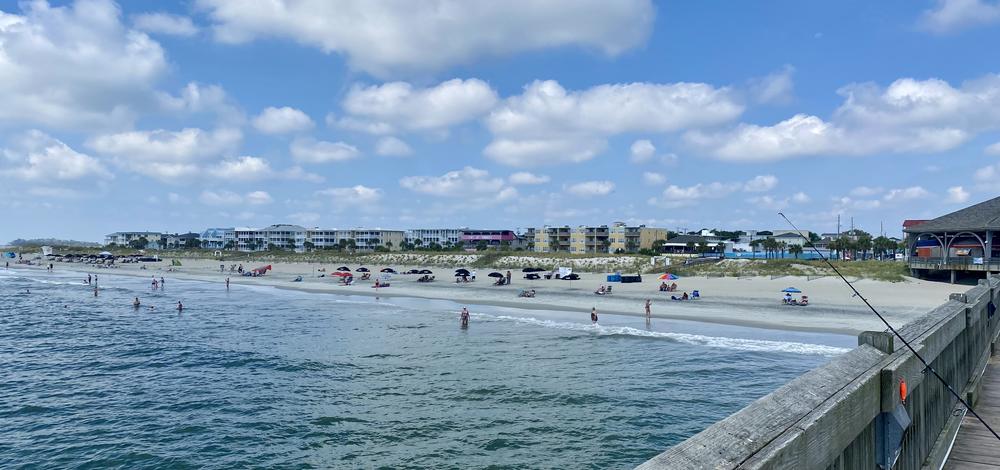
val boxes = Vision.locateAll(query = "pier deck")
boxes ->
[944,355,1000,469]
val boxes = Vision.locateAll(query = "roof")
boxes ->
[663,235,722,245]
[903,196,1000,233]
[902,219,929,229]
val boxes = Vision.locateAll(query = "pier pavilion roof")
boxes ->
[903,196,1000,233]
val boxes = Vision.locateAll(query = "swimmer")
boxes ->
[160,277,165,288]
[460,307,470,327]
[93,286,98,297]
[176,301,183,312]
[133,297,141,309]
[590,307,598,323]
[225,277,230,290]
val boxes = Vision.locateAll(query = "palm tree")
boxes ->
[303,241,315,252]
[685,241,696,254]
[789,244,803,259]
[346,239,357,253]
[749,239,761,258]
[385,241,394,251]
[414,239,424,250]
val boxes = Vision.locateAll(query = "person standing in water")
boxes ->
[460,307,470,327]
[644,299,652,318]
[87,274,92,285]
[133,297,141,309]
[160,277,165,289]
[177,301,183,312]
[93,286,98,297]
[591,307,598,323]
[225,277,230,290]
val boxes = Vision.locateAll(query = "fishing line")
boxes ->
[777,212,1000,442]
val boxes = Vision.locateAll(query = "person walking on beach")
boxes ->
[461,307,470,327]
[645,299,652,318]
[471,270,477,281]
[506,270,512,286]
[591,307,598,323]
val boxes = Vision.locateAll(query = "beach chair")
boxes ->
[691,290,700,299]
[605,285,613,295]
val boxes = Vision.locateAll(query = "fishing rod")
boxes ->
[777,212,1000,442]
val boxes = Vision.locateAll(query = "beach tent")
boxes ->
[781,287,802,293]
[521,267,545,273]
[98,251,112,256]
[558,267,572,277]
[418,269,433,274]
[3,252,15,258]
[658,273,680,280]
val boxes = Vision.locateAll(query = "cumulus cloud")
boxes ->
[689,75,1000,161]
[743,175,778,192]
[207,156,273,180]
[133,12,198,37]
[850,186,884,197]
[252,106,314,134]
[400,167,507,196]
[946,186,970,203]
[290,137,360,163]
[337,79,498,134]
[315,185,384,209]
[985,141,1000,155]
[486,79,741,166]
[244,190,273,205]
[0,0,168,130]
[197,0,654,77]
[883,186,930,202]
[791,192,811,203]
[199,189,272,205]
[642,172,666,185]
[508,172,550,185]
[630,139,656,163]
[919,0,1000,33]
[2,130,112,181]
[565,180,615,197]
[87,127,242,181]
[374,136,413,157]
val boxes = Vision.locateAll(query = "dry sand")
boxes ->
[25,256,970,336]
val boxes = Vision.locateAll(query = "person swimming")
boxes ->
[133,297,141,308]
[176,301,183,312]
[460,307,470,327]
[591,307,598,323]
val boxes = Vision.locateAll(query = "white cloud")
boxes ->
[850,186,884,197]
[400,167,506,196]
[133,12,198,37]
[245,190,273,205]
[630,139,656,163]
[919,0,1000,33]
[339,79,498,134]
[374,136,413,157]
[649,182,741,208]
[156,82,242,124]
[252,106,314,134]
[199,190,272,205]
[946,186,970,203]
[688,75,1000,161]
[565,180,615,197]
[642,171,666,185]
[791,192,811,203]
[883,186,930,202]
[197,0,654,77]
[87,127,242,181]
[200,190,244,205]
[315,185,384,208]
[508,172,550,185]
[743,175,778,192]
[208,156,273,180]
[986,141,1000,155]
[486,79,741,166]
[0,0,168,130]
[2,130,111,181]
[749,65,795,105]
[290,137,360,163]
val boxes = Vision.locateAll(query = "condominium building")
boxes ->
[406,228,464,247]
[533,226,571,253]
[460,229,517,249]
[531,223,669,254]
[235,225,405,252]
[569,225,610,254]
[609,223,669,253]
[104,231,164,249]
[236,224,308,252]
[200,228,235,249]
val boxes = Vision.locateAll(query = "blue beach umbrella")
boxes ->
[781,287,802,293]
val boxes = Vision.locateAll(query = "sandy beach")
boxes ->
[19,256,968,336]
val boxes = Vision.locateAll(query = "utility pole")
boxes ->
[837,214,841,237]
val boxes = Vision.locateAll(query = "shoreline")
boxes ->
[6,258,968,337]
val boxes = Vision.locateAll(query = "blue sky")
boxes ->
[2,0,999,243]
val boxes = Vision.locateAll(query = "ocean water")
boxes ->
[0,269,854,469]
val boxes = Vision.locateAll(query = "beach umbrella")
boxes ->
[355,267,369,272]
[488,272,503,278]
[562,273,580,280]
[781,287,802,293]
[658,273,679,280]
[337,266,350,271]
[419,269,433,274]
[381,268,396,273]
[331,272,352,277]
[99,251,112,256]
[455,268,471,275]
[521,267,545,273]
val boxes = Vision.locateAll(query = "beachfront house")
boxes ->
[163,232,201,249]
[460,229,517,250]
[200,228,235,249]
[104,231,164,250]
[659,234,724,255]
[405,228,464,249]
[905,195,1000,282]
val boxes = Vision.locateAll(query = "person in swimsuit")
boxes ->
[177,301,183,312]
[133,297,141,309]
[460,307,470,327]
[591,307,598,323]
[225,277,230,290]
[645,299,651,318]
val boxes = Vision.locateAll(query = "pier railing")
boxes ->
[637,275,1000,470]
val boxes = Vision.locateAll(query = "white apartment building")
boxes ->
[200,228,235,249]
[105,232,164,249]
[405,228,464,247]
[234,225,405,252]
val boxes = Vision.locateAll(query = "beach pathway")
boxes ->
[944,355,1000,469]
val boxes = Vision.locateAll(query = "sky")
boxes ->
[1,0,1000,243]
